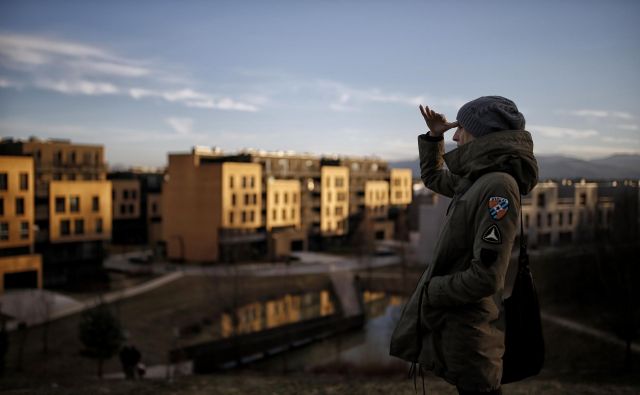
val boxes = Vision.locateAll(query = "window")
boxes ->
[15,197,25,215]
[547,213,552,227]
[559,212,564,226]
[229,211,234,224]
[95,152,100,164]
[96,218,103,234]
[68,173,76,181]
[242,176,247,188]
[231,193,237,206]
[128,204,135,214]
[92,196,100,212]
[0,222,8,240]
[19,173,28,190]
[74,219,84,235]
[275,193,279,204]
[253,194,257,204]
[60,219,70,236]
[20,221,29,239]
[83,152,92,164]
[293,193,297,204]
[241,211,247,223]
[525,214,530,228]
[55,151,63,164]
[536,213,541,227]
[250,176,255,188]
[291,208,295,220]
[327,192,332,202]
[284,193,289,204]
[70,151,77,164]
[70,196,80,212]
[335,206,343,216]
[0,173,7,191]
[132,190,137,199]
[337,192,346,202]
[120,204,126,215]
[0,197,3,216]
[55,197,65,213]
[123,190,129,199]
[568,212,573,225]
[579,193,587,206]
[335,177,344,188]
[249,211,255,222]
[244,194,250,205]
[537,193,546,208]
[272,209,277,221]
[230,176,234,188]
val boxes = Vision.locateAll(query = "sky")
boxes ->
[1,0,639,168]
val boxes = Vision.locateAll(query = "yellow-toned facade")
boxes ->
[266,179,301,230]
[49,181,112,243]
[390,168,413,205]
[320,166,349,235]
[7,139,106,197]
[112,179,141,219]
[221,162,262,229]
[364,180,389,218]
[0,255,42,293]
[0,156,35,247]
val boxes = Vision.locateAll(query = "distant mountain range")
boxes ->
[389,153,640,180]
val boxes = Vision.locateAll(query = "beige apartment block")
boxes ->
[390,168,413,205]
[0,138,106,198]
[112,179,141,219]
[147,192,163,245]
[0,254,42,293]
[320,166,349,235]
[364,180,389,218]
[49,181,112,243]
[266,179,301,231]
[163,152,262,262]
[221,162,262,230]
[522,180,609,247]
[0,156,35,247]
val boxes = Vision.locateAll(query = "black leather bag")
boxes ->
[501,208,545,384]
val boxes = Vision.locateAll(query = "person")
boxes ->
[119,344,142,380]
[390,96,538,394]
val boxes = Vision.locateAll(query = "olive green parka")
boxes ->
[390,130,538,391]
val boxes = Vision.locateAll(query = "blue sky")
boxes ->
[1,0,639,167]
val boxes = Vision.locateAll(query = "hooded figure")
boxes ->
[390,96,538,394]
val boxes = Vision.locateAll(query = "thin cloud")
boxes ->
[166,117,194,135]
[35,79,120,95]
[561,109,634,120]
[616,124,639,131]
[530,125,599,139]
[0,33,261,111]
[601,136,640,145]
[553,144,640,159]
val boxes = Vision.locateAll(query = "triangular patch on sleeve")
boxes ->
[482,224,502,244]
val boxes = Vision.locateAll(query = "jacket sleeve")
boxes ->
[426,174,520,307]
[418,133,459,198]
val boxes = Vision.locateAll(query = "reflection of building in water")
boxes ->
[220,290,336,338]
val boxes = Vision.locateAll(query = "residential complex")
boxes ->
[163,147,413,263]
[0,138,111,286]
[0,155,42,293]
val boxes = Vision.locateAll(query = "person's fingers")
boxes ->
[419,105,428,119]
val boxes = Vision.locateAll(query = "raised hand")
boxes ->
[419,105,459,137]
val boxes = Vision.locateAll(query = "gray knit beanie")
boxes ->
[456,96,525,138]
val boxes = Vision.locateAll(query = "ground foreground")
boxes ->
[3,373,640,395]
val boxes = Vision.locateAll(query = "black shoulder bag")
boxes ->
[501,197,545,384]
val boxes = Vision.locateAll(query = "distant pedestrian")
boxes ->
[119,345,142,379]
[390,96,539,394]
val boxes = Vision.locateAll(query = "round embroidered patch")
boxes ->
[488,196,509,220]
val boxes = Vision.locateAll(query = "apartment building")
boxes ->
[0,155,42,292]
[0,138,111,286]
[163,150,263,262]
[108,169,164,246]
[163,146,413,263]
